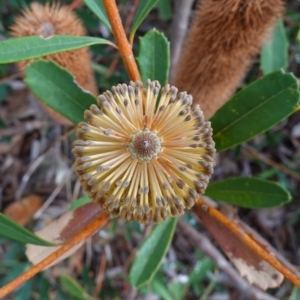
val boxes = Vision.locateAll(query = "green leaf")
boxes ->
[0,35,113,64]
[25,60,97,124]
[260,19,288,74]
[0,213,55,246]
[129,217,177,287]
[289,286,300,300]
[205,177,291,208]
[297,28,300,41]
[82,0,111,30]
[211,70,300,152]
[189,257,214,296]
[152,275,173,300]
[131,0,161,38]
[69,195,92,211]
[137,29,170,86]
[188,257,214,285]
[60,275,97,300]
[157,0,172,21]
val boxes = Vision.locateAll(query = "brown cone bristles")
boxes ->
[10,2,98,125]
[173,0,283,119]
[73,80,215,224]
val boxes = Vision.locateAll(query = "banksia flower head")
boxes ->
[10,2,97,124]
[73,80,215,224]
[173,0,283,119]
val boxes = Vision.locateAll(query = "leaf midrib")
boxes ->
[213,83,296,139]
[0,36,110,61]
[27,63,92,112]
[206,189,286,198]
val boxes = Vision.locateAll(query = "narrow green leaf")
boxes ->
[82,0,111,30]
[152,275,173,300]
[189,258,214,296]
[211,70,300,152]
[25,60,97,124]
[288,286,300,300]
[297,28,300,42]
[261,19,288,74]
[60,275,97,300]
[0,213,55,246]
[205,177,291,208]
[188,257,214,285]
[137,29,170,85]
[157,0,172,21]
[129,217,177,287]
[69,195,92,211]
[131,0,161,38]
[0,35,113,63]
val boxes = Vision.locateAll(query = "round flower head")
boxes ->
[73,80,215,224]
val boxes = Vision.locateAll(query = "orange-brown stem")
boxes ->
[102,0,141,82]
[195,199,300,287]
[0,215,108,298]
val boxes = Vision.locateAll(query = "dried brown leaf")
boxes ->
[194,205,284,290]
[3,194,42,226]
[26,202,104,269]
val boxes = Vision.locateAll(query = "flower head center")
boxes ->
[128,129,162,162]
[39,22,55,38]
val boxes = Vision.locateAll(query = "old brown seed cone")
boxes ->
[173,0,284,119]
[10,2,98,125]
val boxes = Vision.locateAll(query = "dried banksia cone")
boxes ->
[173,0,284,119]
[10,2,98,125]
[73,80,215,224]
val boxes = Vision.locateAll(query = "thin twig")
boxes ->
[0,72,22,84]
[33,165,75,219]
[15,154,46,201]
[102,0,141,82]
[178,220,279,300]
[95,250,107,296]
[243,144,300,182]
[126,0,140,46]
[0,215,108,298]
[124,0,140,35]
[71,179,82,203]
[38,127,75,157]
[105,52,120,78]
[0,120,53,137]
